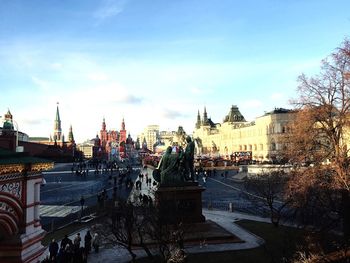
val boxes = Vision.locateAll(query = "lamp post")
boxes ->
[80,195,85,220]
[13,119,19,152]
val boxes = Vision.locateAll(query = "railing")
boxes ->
[202,200,271,217]
[41,204,101,232]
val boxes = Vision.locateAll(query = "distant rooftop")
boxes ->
[29,137,49,141]
[0,148,52,166]
[263,108,292,116]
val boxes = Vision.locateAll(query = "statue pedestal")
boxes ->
[155,182,205,224]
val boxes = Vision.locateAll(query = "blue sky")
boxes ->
[1,0,349,142]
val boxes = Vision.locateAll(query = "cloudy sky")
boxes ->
[1,0,349,143]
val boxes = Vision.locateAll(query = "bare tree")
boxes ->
[245,170,292,227]
[91,200,142,262]
[284,39,350,240]
[92,197,187,263]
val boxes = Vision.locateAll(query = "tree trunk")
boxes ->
[141,244,154,260]
[127,248,137,263]
[341,190,350,242]
[270,206,280,227]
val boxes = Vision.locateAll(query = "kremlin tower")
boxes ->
[45,103,75,148]
[53,103,62,141]
[68,125,75,144]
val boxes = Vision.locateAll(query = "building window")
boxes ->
[271,139,276,151]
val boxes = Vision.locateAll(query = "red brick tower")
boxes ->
[100,118,107,149]
[120,118,126,144]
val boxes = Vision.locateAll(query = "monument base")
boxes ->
[155,182,205,224]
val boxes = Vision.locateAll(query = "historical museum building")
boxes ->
[97,117,133,159]
[193,105,295,162]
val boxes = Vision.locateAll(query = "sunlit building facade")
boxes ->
[193,105,295,162]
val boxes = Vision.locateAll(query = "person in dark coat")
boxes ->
[73,233,81,251]
[61,234,70,249]
[49,239,59,261]
[92,233,100,253]
[84,231,92,253]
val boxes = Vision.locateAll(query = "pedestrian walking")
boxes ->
[92,233,100,253]
[61,234,71,249]
[84,231,92,253]
[73,233,81,250]
[49,239,59,261]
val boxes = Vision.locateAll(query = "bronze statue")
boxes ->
[153,146,184,185]
[152,137,195,186]
[184,136,195,181]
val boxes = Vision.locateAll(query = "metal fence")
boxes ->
[41,205,100,232]
[202,200,271,217]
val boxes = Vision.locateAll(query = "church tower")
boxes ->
[53,103,62,141]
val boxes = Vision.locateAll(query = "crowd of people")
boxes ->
[42,161,157,262]
[43,231,100,263]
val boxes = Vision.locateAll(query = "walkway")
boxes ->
[42,166,273,262]
[128,166,156,204]
[85,209,267,263]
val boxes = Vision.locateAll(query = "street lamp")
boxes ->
[80,196,85,220]
[13,119,20,152]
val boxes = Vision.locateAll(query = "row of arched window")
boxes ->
[266,124,291,134]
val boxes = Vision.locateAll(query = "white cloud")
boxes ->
[190,87,202,95]
[93,0,128,22]
[50,62,63,70]
[87,72,108,81]
[241,99,263,109]
[31,76,51,91]
[161,109,186,119]
[270,92,284,100]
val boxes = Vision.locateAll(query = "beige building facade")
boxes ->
[138,125,160,151]
[193,105,295,162]
[138,126,188,152]
[77,142,94,158]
